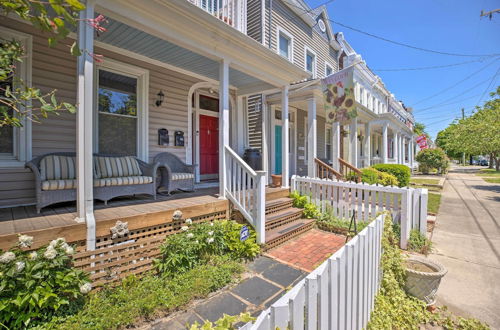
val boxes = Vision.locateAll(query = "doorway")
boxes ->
[199,114,219,177]
[271,106,296,176]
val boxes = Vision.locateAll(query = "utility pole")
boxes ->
[462,108,466,166]
[480,9,500,20]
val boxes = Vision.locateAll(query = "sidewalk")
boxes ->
[430,166,500,328]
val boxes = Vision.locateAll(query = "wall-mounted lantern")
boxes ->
[156,90,165,107]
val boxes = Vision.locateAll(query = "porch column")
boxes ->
[235,95,245,154]
[349,117,358,167]
[364,122,371,167]
[281,86,290,187]
[409,137,414,169]
[76,2,96,250]
[261,96,269,183]
[307,98,317,177]
[382,122,388,164]
[392,130,397,162]
[403,136,407,165]
[332,121,340,171]
[219,59,230,198]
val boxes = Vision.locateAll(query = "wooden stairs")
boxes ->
[263,188,315,250]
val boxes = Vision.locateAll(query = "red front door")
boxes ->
[199,115,219,175]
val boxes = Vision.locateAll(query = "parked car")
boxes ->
[480,159,489,166]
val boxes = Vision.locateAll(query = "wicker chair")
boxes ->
[154,152,195,195]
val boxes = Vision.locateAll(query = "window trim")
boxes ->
[304,46,317,78]
[276,26,294,62]
[325,124,332,162]
[0,27,32,168]
[94,58,149,161]
[325,62,334,77]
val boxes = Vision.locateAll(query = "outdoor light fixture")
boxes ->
[156,90,165,107]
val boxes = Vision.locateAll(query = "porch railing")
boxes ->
[224,145,266,244]
[339,157,362,182]
[187,0,247,34]
[315,158,343,181]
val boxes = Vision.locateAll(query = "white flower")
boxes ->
[49,237,66,248]
[181,226,189,231]
[44,246,57,259]
[173,210,183,220]
[28,251,38,260]
[210,222,214,226]
[80,282,92,294]
[186,233,194,238]
[195,240,199,244]
[15,261,25,272]
[206,237,214,244]
[208,231,214,236]
[18,234,33,248]
[185,218,192,225]
[0,252,15,263]
[65,246,74,255]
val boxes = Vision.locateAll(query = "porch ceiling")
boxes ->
[96,17,275,91]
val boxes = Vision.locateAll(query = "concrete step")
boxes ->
[264,219,315,250]
[265,197,294,215]
[265,207,303,231]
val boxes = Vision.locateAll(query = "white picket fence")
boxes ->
[241,214,385,330]
[291,175,428,249]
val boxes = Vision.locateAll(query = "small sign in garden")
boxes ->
[240,226,249,241]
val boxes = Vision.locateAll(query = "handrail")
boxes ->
[187,0,247,33]
[314,158,343,180]
[338,157,362,182]
[224,145,266,244]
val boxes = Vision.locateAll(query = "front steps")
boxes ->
[263,188,314,250]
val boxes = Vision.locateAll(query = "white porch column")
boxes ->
[364,122,371,167]
[307,98,317,177]
[382,122,388,164]
[76,2,96,250]
[261,96,269,182]
[409,137,414,169]
[219,59,230,198]
[402,136,407,165]
[235,95,245,154]
[281,86,290,187]
[332,121,340,171]
[349,117,358,166]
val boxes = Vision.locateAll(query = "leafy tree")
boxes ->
[0,0,88,127]
[413,122,427,137]
[435,124,463,159]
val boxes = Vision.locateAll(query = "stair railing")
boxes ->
[314,158,343,181]
[224,145,266,244]
[338,157,362,182]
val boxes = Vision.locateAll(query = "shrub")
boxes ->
[360,167,380,184]
[408,229,432,255]
[415,148,449,174]
[0,236,90,329]
[372,164,411,187]
[378,171,399,186]
[317,214,371,236]
[154,220,259,275]
[290,190,308,208]
[303,202,320,219]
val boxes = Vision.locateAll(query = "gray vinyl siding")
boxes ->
[317,116,326,159]
[0,18,202,208]
[295,109,307,176]
[247,95,263,151]
[247,0,263,43]
[264,0,338,78]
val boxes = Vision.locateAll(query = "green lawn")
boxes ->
[410,178,440,185]
[475,169,500,177]
[412,184,442,192]
[428,193,442,214]
[483,177,500,184]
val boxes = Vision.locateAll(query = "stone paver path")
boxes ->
[266,229,345,271]
[146,256,306,329]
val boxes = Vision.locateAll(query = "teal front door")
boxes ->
[275,125,282,174]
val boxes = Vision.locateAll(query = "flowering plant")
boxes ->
[0,236,90,329]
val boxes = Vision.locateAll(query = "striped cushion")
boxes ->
[41,179,76,191]
[93,176,153,187]
[94,156,142,179]
[40,155,76,181]
[171,173,194,181]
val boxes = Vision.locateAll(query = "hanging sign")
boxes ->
[240,225,249,241]
[322,66,357,124]
[416,135,428,149]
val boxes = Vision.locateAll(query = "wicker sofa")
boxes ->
[153,152,195,195]
[26,152,159,213]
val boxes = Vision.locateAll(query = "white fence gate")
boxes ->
[291,175,428,249]
[241,214,385,330]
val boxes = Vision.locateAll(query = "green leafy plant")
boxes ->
[189,312,255,330]
[372,164,411,187]
[360,167,380,184]
[0,236,90,329]
[378,171,399,186]
[290,190,308,208]
[408,229,432,255]
[415,148,450,175]
[303,202,320,219]
[317,212,371,236]
[154,220,259,276]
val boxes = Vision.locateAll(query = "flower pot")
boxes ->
[271,174,282,188]
[404,256,447,305]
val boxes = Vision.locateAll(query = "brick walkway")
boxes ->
[266,229,345,272]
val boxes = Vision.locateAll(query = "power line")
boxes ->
[411,58,500,106]
[372,58,489,72]
[476,67,500,105]
[414,94,481,113]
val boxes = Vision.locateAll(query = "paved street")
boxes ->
[430,166,500,328]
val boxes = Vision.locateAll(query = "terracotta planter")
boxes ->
[404,256,447,305]
[271,174,282,188]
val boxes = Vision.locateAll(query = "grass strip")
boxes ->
[428,193,442,214]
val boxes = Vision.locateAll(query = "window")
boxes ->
[325,63,333,77]
[0,28,32,167]
[304,47,316,78]
[199,94,219,112]
[277,27,293,61]
[96,60,148,160]
[325,126,332,161]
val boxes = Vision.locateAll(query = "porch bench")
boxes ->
[26,153,158,213]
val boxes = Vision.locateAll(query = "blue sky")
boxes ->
[307,0,500,139]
